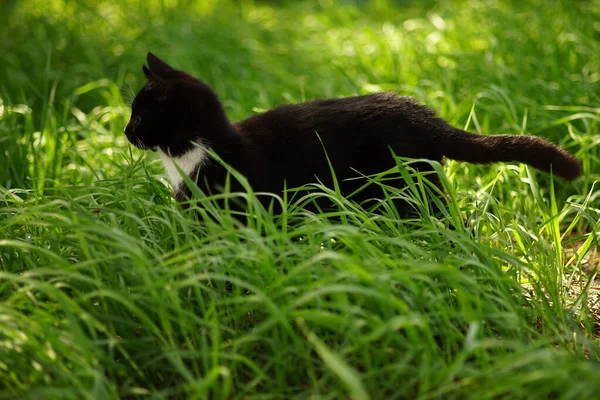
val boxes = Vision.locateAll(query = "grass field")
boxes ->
[1,0,600,398]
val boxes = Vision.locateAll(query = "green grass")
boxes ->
[1,0,600,398]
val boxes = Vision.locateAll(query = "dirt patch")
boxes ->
[563,235,600,338]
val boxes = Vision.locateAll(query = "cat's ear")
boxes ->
[147,52,174,76]
[142,65,152,79]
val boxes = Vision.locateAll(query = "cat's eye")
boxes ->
[133,115,141,125]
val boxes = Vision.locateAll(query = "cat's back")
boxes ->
[234,92,412,138]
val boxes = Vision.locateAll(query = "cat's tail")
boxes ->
[439,127,582,181]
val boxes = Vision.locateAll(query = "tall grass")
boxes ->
[1,0,599,398]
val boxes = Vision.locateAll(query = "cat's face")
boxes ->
[124,53,227,157]
[124,81,167,152]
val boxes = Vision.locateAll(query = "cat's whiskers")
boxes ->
[120,82,136,107]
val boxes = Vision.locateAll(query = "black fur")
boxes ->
[124,53,582,215]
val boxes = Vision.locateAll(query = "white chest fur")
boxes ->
[158,144,209,190]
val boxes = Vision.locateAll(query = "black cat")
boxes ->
[124,53,581,217]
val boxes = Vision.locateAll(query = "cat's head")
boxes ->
[124,52,230,157]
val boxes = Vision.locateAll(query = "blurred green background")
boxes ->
[1,0,598,191]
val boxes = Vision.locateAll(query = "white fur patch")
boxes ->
[159,143,209,191]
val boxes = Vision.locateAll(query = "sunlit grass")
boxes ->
[1,0,599,398]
